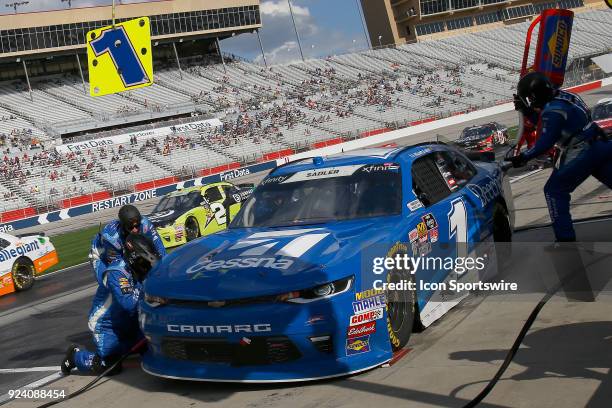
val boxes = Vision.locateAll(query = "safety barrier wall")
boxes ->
[0,78,608,232]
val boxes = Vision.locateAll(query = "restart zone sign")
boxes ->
[87,17,153,96]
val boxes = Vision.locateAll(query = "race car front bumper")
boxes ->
[140,292,392,382]
[156,225,185,248]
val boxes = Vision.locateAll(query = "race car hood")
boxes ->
[455,134,490,146]
[145,218,400,300]
[146,210,181,228]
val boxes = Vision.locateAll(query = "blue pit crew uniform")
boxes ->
[90,216,166,279]
[521,91,612,241]
[74,258,143,373]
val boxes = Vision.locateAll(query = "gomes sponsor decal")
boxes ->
[352,294,386,314]
[0,241,39,262]
[349,308,384,326]
[167,323,271,334]
[346,335,370,356]
[347,321,376,338]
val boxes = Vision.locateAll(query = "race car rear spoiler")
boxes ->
[16,232,45,238]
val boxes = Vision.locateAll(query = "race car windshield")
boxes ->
[230,164,402,228]
[592,104,611,121]
[153,193,202,213]
[461,127,492,139]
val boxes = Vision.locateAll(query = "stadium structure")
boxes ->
[359,0,599,45]
[0,0,609,226]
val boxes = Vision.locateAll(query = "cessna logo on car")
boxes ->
[186,229,330,274]
[467,176,501,207]
[167,324,271,334]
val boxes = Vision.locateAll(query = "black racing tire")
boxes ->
[12,257,35,291]
[385,243,417,351]
[185,217,200,242]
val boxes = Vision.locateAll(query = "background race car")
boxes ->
[146,182,253,248]
[0,232,58,296]
[140,144,514,382]
[592,98,612,133]
[455,123,509,152]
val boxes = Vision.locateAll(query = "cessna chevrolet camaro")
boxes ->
[140,144,515,382]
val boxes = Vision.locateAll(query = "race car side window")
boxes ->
[0,238,9,249]
[204,187,223,202]
[445,151,477,188]
[411,154,451,206]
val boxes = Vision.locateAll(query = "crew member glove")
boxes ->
[505,152,528,168]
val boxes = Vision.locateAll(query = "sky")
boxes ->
[0,0,371,65]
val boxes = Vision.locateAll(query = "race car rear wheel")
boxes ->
[185,217,200,242]
[12,258,35,291]
[386,244,416,351]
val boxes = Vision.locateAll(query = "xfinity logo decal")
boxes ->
[167,324,272,334]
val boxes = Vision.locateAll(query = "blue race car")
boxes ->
[140,143,514,382]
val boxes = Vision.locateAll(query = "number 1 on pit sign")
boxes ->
[87,17,153,97]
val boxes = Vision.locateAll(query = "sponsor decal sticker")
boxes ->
[355,288,385,301]
[349,308,384,326]
[409,228,419,243]
[430,228,439,243]
[0,241,40,263]
[422,213,438,230]
[416,222,428,239]
[407,199,423,212]
[346,335,371,356]
[360,163,400,173]
[352,294,386,314]
[347,321,376,338]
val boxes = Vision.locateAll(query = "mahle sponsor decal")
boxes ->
[355,288,385,301]
[167,324,271,334]
[352,294,386,314]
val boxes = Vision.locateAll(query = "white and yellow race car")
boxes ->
[0,232,59,296]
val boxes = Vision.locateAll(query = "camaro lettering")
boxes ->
[167,324,272,334]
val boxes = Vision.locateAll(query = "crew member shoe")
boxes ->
[61,344,79,375]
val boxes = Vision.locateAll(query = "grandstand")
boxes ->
[0,3,610,220]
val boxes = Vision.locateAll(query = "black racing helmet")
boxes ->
[118,205,142,234]
[517,72,555,109]
[124,233,160,282]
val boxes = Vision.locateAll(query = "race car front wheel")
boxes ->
[185,217,200,242]
[386,245,416,351]
[12,258,35,291]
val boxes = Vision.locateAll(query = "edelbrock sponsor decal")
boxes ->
[347,321,376,338]
[0,241,39,262]
[349,308,384,326]
[167,323,271,334]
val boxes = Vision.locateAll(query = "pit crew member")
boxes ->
[61,234,160,375]
[90,204,166,278]
[508,72,612,241]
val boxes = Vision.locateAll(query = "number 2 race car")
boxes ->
[0,232,58,296]
[140,144,514,382]
[146,182,253,248]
